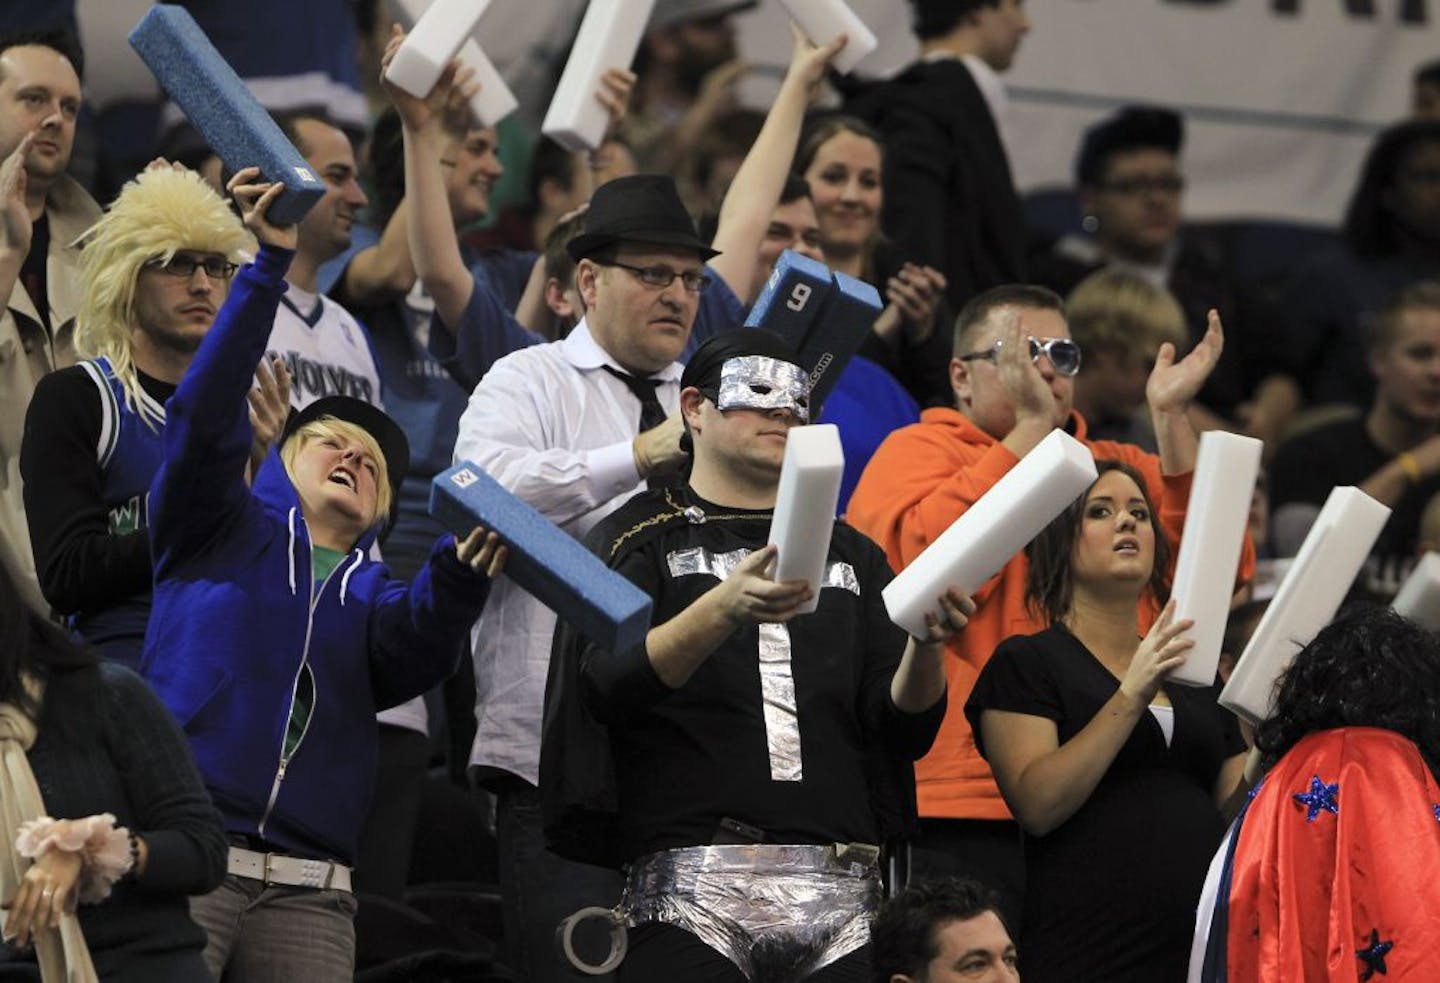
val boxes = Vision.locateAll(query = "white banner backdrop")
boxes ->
[736,0,1440,225]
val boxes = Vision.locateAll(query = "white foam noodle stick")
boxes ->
[388,0,517,126]
[777,0,879,75]
[1166,431,1264,687]
[1219,486,1391,726]
[882,430,1098,638]
[385,0,491,101]
[767,424,845,615]
[541,0,657,152]
[1392,551,1440,630]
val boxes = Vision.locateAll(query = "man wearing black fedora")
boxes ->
[453,172,714,981]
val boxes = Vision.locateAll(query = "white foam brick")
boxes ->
[777,0,879,75]
[1219,486,1391,725]
[541,0,656,152]
[768,424,845,615]
[388,0,516,126]
[385,0,490,101]
[883,429,1097,638]
[1167,431,1264,687]
[1392,551,1440,631]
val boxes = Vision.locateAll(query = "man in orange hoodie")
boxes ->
[847,283,1250,928]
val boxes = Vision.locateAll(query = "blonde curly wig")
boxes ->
[73,166,255,427]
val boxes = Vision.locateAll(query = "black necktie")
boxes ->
[603,365,678,489]
[603,365,667,433]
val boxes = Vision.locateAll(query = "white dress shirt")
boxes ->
[454,318,683,784]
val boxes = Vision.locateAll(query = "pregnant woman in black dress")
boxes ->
[966,460,1248,982]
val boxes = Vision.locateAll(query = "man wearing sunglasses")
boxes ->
[18,163,265,667]
[847,282,1250,932]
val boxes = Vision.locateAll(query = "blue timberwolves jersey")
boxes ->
[73,356,166,667]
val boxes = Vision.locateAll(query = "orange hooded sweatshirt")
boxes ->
[847,407,1253,820]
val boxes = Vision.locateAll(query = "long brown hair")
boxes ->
[1024,460,1171,625]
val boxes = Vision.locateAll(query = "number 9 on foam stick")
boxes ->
[1219,485,1390,726]
[882,430,1098,638]
[768,424,845,615]
[542,0,657,152]
[1165,431,1263,687]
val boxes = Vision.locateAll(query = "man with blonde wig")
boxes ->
[19,164,264,666]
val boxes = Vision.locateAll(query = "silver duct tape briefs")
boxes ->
[718,355,810,421]
[623,844,882,982]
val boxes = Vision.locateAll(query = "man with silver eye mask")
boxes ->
[541,329,978,982]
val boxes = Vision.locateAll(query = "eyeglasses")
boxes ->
[600,260,712,294]
[146,254,238,279]
[1097,174,1185,197]
[958,336,1083,377]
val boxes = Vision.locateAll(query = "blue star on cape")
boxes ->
[1356,928,1392,980]
[1292,775,1339,822]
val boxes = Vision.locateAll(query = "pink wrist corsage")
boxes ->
[15,814,135,903]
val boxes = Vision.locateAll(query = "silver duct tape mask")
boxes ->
[716,356,810,422]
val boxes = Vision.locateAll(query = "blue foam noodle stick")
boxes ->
[430,462,654,654]
[744,250,833,352]
[129,5,326,225]
[799,272,881,410]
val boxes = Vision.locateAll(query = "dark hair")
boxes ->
[1366,280,1440,353]
[1255,605,1440,777]
[953,283,1065,355]
[1024,460,1171,625]
[871,876,1009,982]
[908,0,999,40]
[795,114,883,179]
[1342,119,1440,259]
[1416,58,1440,90]
[780,172,812,206]
[0,29,84,83]
[690,108,765,196]
[542,210,585,301]
[366,107,406,227]
[1073,106,1183,189]
[529,136,579,203]
[0,563,98,724]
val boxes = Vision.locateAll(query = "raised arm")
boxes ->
[337,197,416,305]
[0,133,35,321]
[382,28,479,331]
[708,27,845,304]
[1147,309,1225,476]
[149,174,295,570]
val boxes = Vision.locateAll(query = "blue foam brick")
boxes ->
[744,250,832,351]
[430,462,653,654]
[800,271,881,410]
[129,5,326,226]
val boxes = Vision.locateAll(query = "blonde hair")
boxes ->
[74,166,254,428]
[1066,269,1187,361]
[280,416,393,532]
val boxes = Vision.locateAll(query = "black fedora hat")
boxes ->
[567,174,720,262]
[281,396,410,497]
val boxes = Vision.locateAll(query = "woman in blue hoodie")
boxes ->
[141,171,506,983]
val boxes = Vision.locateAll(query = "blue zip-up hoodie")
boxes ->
[142,244,493,865]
